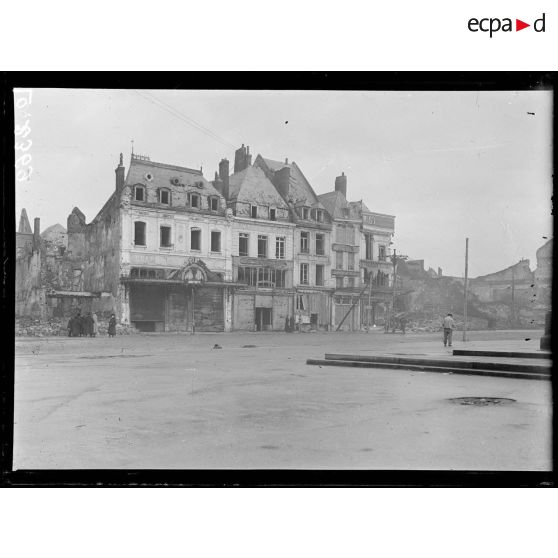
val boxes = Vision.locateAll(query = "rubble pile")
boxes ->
[15,317,138,337]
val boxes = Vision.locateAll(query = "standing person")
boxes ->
[67,316,74,337]
[78,311,86,337]
[400,315,407,334]
[85,312,94,337]
[108,314,117,338]
[71,311,82,337]
[92,312,98,337]
[442,313,455,347]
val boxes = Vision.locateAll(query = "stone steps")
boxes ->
[306,353,551,381]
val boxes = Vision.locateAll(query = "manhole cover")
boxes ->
[449,397,516,406]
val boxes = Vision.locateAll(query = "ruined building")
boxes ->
[318,174,395,329]
[16,147,398,333]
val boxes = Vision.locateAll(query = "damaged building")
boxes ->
[318,175,395,330]
[254,154,335,329]
[16,147,399,334]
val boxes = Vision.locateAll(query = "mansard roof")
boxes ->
[125,156,222,198]
[228,165,289,208]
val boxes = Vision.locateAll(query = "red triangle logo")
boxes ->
[516,19,530,31]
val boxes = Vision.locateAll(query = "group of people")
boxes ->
[67,311,117,338]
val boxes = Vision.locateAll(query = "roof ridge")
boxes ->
[130,158,203,175]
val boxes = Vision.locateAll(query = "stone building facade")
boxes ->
[16,147,398,333]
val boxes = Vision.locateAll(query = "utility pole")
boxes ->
[463,238,469,342]
[511,267,515,328]
[391,249,397,331]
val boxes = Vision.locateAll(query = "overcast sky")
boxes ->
[15,88,552,277]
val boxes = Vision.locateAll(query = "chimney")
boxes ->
[234,144,251,173]
[219,158,230,199]
[18,208,32,234]
[272,166,291,200]
[115,152,125,191]
[33,217,40,250]
[335,172,347,198]
[213,171,223,195]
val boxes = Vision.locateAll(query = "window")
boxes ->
[211,231,221,253]
[315,233,324,255]
[135,186,145,202]
[365,233,373,260]
[379,245,386,261]
[301,207,309,220]
[275,236,285,259]
[316,264,324,286]
[134,221,146,246]
[300,263,309,285]
[191,228,201,251]
[296,295,305,311]
[210,197,219,211]
[336,276,344,289]
[189,193,200,209]
[300,231,309,253]
[348,252,355,270]
[336,251,343,269]
[237,266,286,288]
[160,226,172,247]
[316,209,324,223]
[251,205,258,219]
[239,233,249,257]
[347,277,355,288]
[269,208,276,221]
[257,235,268,258]
[160,189,170,205]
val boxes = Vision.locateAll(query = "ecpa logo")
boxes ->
[468,13,546,37]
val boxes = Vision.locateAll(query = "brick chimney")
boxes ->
[234,144,252,173]
[335,172,347,198]
[115,153,125,191]
[219,158,230,199]
[33,217,40,250]
[272,166,291,200]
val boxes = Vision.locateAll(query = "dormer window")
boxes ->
[301,207,309,220]
[135,186,145,202]
[189,193,200,209]
[316,209,324,222]
[159,188,170,205]
[269,208,276,221]
[251,205,258,219]
[210,197,219,211]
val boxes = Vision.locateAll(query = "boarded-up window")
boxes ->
[134,221,146,246]
[316,264,324,286]
[191,228,201,251]
[365,233,373,260]
[239,233,249,256]
[315,233,324,255]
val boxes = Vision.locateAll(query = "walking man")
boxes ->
[442,313,455,347]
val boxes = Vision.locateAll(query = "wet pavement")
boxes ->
[13,329,552,470]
